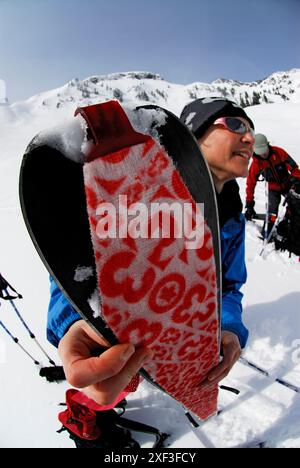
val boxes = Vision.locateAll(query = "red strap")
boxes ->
[71,390,130,412]
[69,375,140,412]
[75,100,151,162]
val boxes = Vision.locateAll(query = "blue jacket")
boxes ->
[47,214,248,349]
[220,214,248,347]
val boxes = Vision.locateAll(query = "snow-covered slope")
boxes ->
[7,68,300,123]
[0,73,300,448]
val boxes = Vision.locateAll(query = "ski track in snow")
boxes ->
[0,99,300,448]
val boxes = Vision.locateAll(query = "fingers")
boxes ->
[65,342,137,388]
[59,320,109,365]
[199,357,232,389]
[58,319,153,404]
[85,347,153,405]
[198,332,241,388]
[202,357,233,387]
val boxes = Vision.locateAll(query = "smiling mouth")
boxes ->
[233,151,251,160]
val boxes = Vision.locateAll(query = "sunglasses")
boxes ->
[213,117,255,137]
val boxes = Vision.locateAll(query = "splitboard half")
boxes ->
[20,100,221,420]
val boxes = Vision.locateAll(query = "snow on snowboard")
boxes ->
[19,100,222,421]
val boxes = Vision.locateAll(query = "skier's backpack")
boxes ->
[275,180,300,256]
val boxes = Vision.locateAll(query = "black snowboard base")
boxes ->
[19,103,222,394]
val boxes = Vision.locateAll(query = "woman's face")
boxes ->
[199,116,254,186]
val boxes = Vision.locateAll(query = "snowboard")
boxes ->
[19,100,221,421]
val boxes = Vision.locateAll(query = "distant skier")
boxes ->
[245,133,300,237]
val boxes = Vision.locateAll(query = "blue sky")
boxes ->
[0,0,299,103]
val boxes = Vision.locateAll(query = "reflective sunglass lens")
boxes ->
[225,118,246,133]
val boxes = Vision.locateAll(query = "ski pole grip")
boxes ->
[75,101,151,162]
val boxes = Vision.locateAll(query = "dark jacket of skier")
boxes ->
[47,180,249,349]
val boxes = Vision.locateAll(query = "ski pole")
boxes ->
[259,193,289,257]
[0,273,56,366]
[259,217,281,257]
[262,179,269,254]
[0,320,40,366]
[239,357,300,394]
[6,294,56,366]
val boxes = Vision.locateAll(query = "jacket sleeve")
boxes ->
[246,160,260,203]
[47,276,81,348]
[285,155,300,179]
[220,215,249,348]
[274,147,300,179]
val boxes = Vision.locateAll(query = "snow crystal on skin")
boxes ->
[31,117,86,163]
[125,106,167,142]
[34,103,169,160]
[61,115,86,163]
[88,289,104,320]
[81,138,93,158]
[73,266,104,320]
[74,266,94,282]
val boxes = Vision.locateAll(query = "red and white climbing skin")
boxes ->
[83,121,219,421]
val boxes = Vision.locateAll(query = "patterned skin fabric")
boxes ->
[81,102,219,420]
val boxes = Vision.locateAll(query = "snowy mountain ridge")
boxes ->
[7,68,300,122]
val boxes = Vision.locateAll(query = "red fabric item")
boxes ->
[80,101,219,421]
[71,375,141,412]
[75,101,151,161]
[58,384,138,440]
[71,389,129,412]
[125,374,140,392]
[58,389,100,440]
[246,146,300,202]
